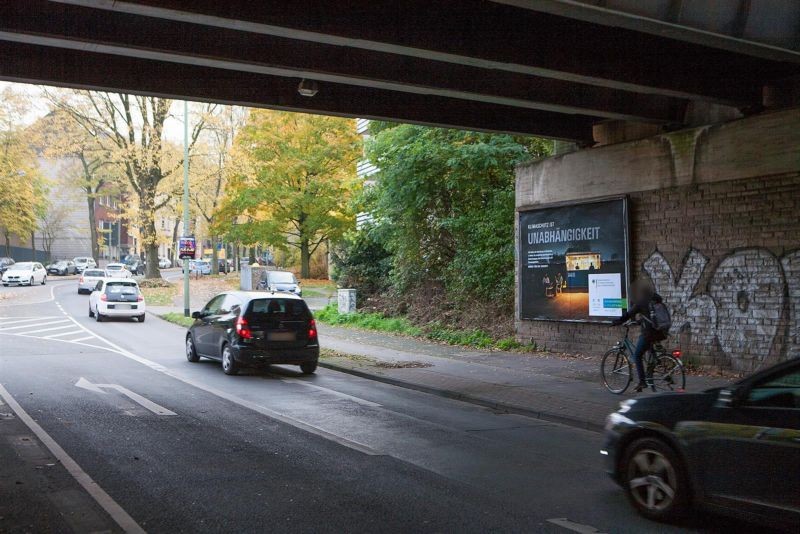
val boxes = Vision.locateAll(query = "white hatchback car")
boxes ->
[73,257,97,273]
[104,263,131,278]
[78,268,107,294]
[88,278,146,322]
[1,262,47,286]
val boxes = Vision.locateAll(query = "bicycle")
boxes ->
[601,320,686,394]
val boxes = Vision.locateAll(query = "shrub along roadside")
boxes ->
[315,304,540,352]
[158,312,195,328]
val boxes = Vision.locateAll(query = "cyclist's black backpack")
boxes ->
[649,301,672,337]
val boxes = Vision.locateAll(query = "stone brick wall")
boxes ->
[518,173,800,373]
[515,107,800,374]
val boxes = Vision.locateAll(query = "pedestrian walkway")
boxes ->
[316,324,733,432]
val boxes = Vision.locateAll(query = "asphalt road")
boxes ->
[0,279,757,533]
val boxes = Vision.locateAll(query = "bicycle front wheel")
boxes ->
[601,348,632,394]
[650,355,686,392]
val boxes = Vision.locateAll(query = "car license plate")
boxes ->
[267,332,296,341]
[116,304,131,310]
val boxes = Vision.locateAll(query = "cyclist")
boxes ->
[611,279,668,392]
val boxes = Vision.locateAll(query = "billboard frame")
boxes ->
[517,195,631,324]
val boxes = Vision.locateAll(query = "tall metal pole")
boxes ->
[183,100,190,317]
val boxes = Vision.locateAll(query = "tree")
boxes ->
[31,109,119,261]
[0,87,47,256]
[191,106,248,274]
[217,110,361,278]
[46,90,211,278]
[38,199,72,259]
[365,124,551,303]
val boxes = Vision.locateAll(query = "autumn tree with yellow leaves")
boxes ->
[215,110,361,278]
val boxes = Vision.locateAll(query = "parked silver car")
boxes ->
[73,257,97,273]
[78,268,107,294]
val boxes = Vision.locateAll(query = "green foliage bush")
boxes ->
[316,304,422,336]
[330,225,392,296]
[363,124,551,302]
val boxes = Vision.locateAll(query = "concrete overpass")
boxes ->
[2,0,799,372]
[1,1,800,142]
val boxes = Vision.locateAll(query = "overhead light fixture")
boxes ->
[297,78,319,97]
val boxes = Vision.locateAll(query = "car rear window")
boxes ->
[106,282,138,295]
[247,298,309,320]
[85,270,105,277]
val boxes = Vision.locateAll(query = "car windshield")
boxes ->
[107,265,122,270]
[12,262,33,270]
[270,272,296,284]
[105,282,138,295]
[248,298,309,320]
[84,270,105,277]
[55,261,67,266]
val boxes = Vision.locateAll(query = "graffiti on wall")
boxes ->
[643,248,797,372]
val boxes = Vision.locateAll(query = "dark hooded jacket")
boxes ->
[613,291,666,341]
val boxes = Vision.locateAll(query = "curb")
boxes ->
[318,360,605,433]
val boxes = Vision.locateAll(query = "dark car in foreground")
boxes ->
[185,291,319,376]
[603,358,799,531]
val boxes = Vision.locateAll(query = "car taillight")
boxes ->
[137,294,144,302]
[672,350,682,359]
[235,316,252,339]
[100,294,108,301]
[79,276,84,283]
[308,319,317,341]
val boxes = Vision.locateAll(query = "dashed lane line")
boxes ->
[0,383,145,534]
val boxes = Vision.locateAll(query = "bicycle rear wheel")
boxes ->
[650,355,686,392]
[601,348,632,394]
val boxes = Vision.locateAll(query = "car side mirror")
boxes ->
[191,311,201,319]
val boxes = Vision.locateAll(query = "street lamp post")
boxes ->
[183,101,190,317]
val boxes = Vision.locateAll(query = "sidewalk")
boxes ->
[317,324,733,432]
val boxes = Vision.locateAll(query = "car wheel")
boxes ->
[221,344,238,375]
[622,437,689,522]
[138,314,146,323]
[94,306,104,322]
[41,276,46,285]
[300,362,318,375]
[29,277,34,286]
[186,335,200,363]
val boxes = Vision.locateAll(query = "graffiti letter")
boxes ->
[709,249,784,372]
[643,249,717,348]
[781,250,800,360]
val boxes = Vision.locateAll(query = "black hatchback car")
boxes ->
[603,358,799,530]
[185,291,319,376]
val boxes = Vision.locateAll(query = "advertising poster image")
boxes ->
[178,236,197,260]
[518,198,629,323]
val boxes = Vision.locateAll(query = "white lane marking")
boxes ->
[0,316,61,325]
[547,518,606,533]
[0,383,145,534]
[277,377,382,407]
[0,320,71,331]
[42,330,87,339]
[75,377,177,416]
[18,324,76,335]
[70,335,97,342]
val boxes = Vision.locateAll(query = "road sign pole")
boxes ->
[183,100,190,317]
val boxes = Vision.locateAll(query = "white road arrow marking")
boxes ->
[75,377,177,416]
[547,518,606,534]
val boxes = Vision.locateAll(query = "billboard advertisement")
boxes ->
[518,197,629,323]
[178,236,196,260]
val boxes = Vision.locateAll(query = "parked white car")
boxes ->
[1,262,47,286]
[104,263,131,278]
[78,268,107,294]
[88,278,146,322]
[158,257,172,269]
[73,257,97,273]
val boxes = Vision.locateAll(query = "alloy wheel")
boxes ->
[627,448,677,512]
